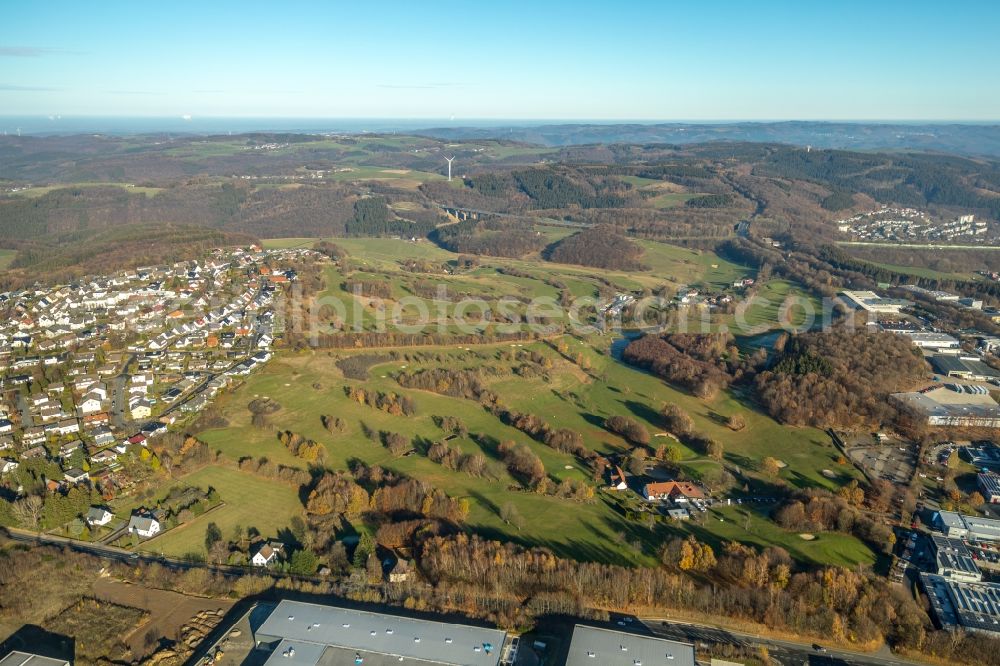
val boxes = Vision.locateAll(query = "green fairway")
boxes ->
[175,233,864,567]
[721,279,821,334]
[688,505,875,567]
[191,330,865,567]
[134,466,304,558]
[0,249,16,270]
[649,192,701,208]
[198,348,661,565]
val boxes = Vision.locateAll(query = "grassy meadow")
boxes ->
[145,234,873,566]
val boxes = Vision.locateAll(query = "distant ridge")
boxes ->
[412,121,1000,157]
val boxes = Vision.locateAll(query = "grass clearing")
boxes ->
[152,235,866,567]
[688,505,875,567]
[133,466,304,558]
[650,192,701,209]
[7,182,163,198]
[190,330,866,566]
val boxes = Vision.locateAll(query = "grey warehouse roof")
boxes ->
[565,625,696,666]
[0,654,69,666]
[255,600,507,666]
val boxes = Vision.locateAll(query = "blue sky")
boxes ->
[1,0,998,120]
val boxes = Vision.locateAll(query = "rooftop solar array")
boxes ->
[921,574,1000,635]
[931,535,981,579]
[949,579,1000,633]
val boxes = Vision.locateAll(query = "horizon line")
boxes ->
[1,115,1000,124]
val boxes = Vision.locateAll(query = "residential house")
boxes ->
[91,449,118,465]
[251,541,285,567]
[642,481,706,503]
[20,445,47,459]
[609,465,628,491]
[388,558,412,583]
[55,418,79,435]
[63,467,89,484]
[86,506,114,527]
[90,425,115,446]
[127,511,161,538]
[79,393,104,414]
[130,399,152,420]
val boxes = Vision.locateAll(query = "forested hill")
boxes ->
[414,121,1000,157]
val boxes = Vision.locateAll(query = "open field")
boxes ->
[192,333,868,567]
[688,504,876,567]
[721,279,820,333]
[261,237,318,249]
[6,182,163,198]
[0,249,15,270]
[270,232,756,297]
[322,166,446,187]
[153,235,868,567]
[125,467,304,558]
[649,192,701,208]
[302,234,770,337]
[865,261,978,282]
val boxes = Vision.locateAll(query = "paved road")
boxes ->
[15,390,32,430]
[1,526,325,584]
[109,353,136,430]
[639,617,921,666]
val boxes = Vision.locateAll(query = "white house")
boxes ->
[130,399,152,420]
[86,506,114,527]
[63,468,89,484]
[0,459,19,474]
[609,465,628,491]
[251,541,285,567]
[79,394,103,414]
[127,513,161,538]
[91,449,118,465]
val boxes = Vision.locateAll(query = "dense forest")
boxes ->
[755,327,928,429]
[432,218,544,257]
[755,147,1000,220]
[0,224,257,288]
[545,226,648,270]
[622,332,739,399]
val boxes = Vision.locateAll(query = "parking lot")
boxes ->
[967,541,1000,570]
[847,441,917,485]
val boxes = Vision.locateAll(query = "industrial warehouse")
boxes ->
[252,600,513,666]
[921,574,1000,636]
[199,599,700,666]
[891,385,1000,428]
[934,510,1000,542]
[564,626,695,666]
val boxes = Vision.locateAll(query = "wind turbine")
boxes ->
[445,156,455,182]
